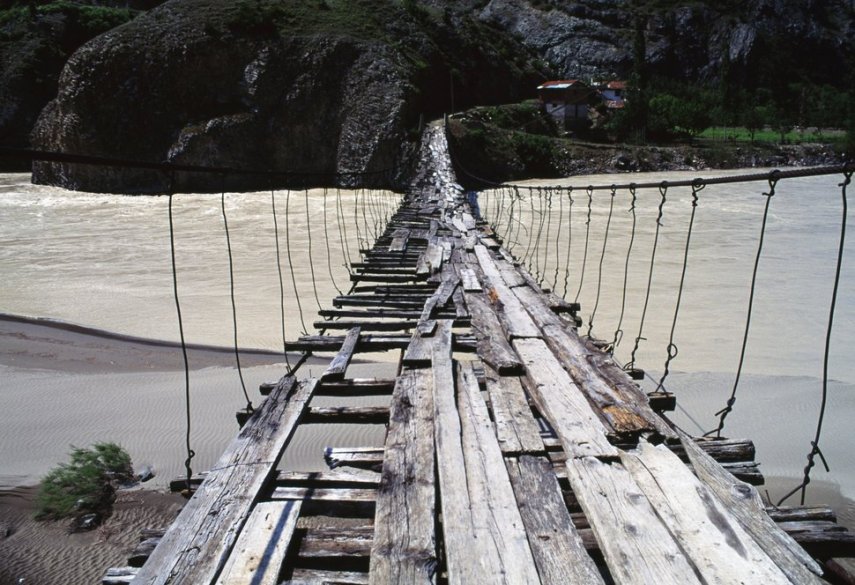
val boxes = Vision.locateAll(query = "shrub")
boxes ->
[36,442,134,521]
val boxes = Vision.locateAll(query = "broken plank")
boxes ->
[288,569,368,585]
[133,377,316,585]
[389,228,410,252]
[512,338,617,458]
[214,501,301,585]
[505,455,604,584]
[322,327,360,381]
[369,368,437,585]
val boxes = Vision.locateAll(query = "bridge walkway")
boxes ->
[111,125,854,585]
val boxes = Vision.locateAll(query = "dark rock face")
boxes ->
[31,0,545,192]
[0,1,147,159]
[477,0,854,83]
[32,2,407,192]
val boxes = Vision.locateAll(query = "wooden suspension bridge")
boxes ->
[108,125,855,584]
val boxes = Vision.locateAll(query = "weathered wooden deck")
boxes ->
[113,125,855,584]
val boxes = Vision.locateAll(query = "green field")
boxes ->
[699,126,846,144]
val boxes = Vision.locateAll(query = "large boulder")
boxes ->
[31,0,547,192]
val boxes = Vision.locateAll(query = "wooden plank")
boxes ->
[512,284,667,436]
[464,290,523,374]
[482,366,544,455]
[304,405,389,424]
[435,358,541,585]
[288,570,368,584]
[565,455,702,585]
[133,377,316,585]
[505,455,604,584]
[676,427,825,581]
[512,338,617,458]
[369,368,437,585]
[403,329,432,367]
[621,441,792,584]
[214,501,301,585]
[459,268,481,292]
[424,243,443,274]
[270,487,377,503]
[322,327,360,381]
[276,468,381,487]
[473,245,540,339]
[315,320,418,332]
[389,228,410,251]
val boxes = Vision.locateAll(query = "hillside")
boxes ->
[3,0,852,189]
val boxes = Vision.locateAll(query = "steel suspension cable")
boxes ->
[167,179,195,489]
[304,187,323,311]
[553,186,563,290]
[285,188,308,334]
[655,179,704,393]
[707,172,780,438]
[777,170,851,505]
[611,185,638,352]
[562,187,574,298]
[270,187,292,369]
[219,184,252,412]
[336,187,353,269]
[627,183,668,372]
[322,188,343,296]
[574,186,594,303]
[587,185,617,338]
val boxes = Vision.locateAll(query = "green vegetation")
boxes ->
[0,2,137,32]
[36,442,134,521]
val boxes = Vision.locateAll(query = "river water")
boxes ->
[1,169,853,526]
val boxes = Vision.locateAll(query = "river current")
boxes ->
[1,169,853,524]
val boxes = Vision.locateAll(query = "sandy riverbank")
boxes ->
[0,314,393,584]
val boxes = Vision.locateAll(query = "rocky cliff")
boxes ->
[0,1,153,162]
[30,0,546,192]
[476,0,854,84]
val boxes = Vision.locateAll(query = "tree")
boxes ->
[741,106,769,142]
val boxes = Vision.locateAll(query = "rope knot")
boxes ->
[764,170,781,197]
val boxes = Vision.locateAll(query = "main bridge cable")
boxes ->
[0,146,396,185]
[626,182,668,373]
[166,171,194,490]
[777,170,851,506]
[587,185,617,338]
[610,184,638,351]
[706,172,781,438]
[654,179,704,393]
[219,175,253,413]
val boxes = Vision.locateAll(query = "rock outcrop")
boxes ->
[30,0,546,192]
[0,1,152,160]
[477,0,854,83]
